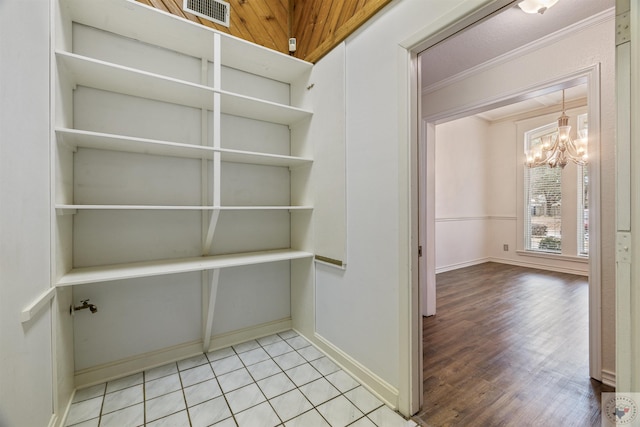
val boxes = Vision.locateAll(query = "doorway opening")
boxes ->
[408,0,615,420]
[413,77,609,423]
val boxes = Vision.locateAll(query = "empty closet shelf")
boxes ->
[56,249,314,286]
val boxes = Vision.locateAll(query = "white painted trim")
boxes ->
[435,215,517,222]
[401,0,516,52]
[436,257,590,276]
[74,318,293,388]
[422,8,615,94]
[585,64,603,381]
[409,1,524,415]
[74,339,204,388]
[20,286,56,323]
[202,269,220,351]
[435,258,490,274]
[488,215,517,221]
[601,369,616,388]
[625,0,640,390]
[487,257,590,276]
[47,414,57,427]
[435,216,487,222]
[396,42,421,417]
[206,318,292,352]
[311,332,400,410]
[515,250,589,264]
[54,390,74,427]
[420,121,436,316]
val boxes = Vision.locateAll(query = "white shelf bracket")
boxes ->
[203,209,220,256]
[202,268,220,352]
[21,286,57,323]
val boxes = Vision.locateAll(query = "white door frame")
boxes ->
[418,68,603,382]
[398,0,519,415]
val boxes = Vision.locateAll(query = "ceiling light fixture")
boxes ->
[525,90,588,169]
[518,0,559,15]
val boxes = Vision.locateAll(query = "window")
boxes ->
[577,113,589,256]
[523,114,589,256]
[524,123,562,253]
[578,165,589,256]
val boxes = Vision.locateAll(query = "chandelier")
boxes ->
[525,90,588,169]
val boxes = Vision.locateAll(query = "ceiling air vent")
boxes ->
[183,0,230,27]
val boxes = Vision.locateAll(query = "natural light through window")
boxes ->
[525,123,562,253]
[577,113,589,257]
[524,114,589,257]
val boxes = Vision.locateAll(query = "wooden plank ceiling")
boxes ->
[137,0,289,53]
[291,0,391,62]
[137,0,391,63]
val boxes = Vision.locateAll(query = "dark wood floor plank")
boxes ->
[412,262,613,427]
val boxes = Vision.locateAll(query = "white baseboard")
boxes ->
[54,388,75,427]
[601,369,616,387]
[68,320,400,423]
[306,331,399,410]
[487,257,589,276]
[435,258,489,274]
[207,318,293,352]
[74,339,204,388]
[74,318,293,389]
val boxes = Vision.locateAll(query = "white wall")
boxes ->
[423,15,616,374]
[435,117,489,271]
[433,108,590,274]
[0,0,55,426]
[311,0,496,408]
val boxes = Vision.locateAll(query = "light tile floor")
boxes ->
[65,330,417,427]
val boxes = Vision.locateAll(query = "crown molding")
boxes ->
[422,7,615,95]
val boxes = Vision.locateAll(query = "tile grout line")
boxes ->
[252,331,358,426]
[73,331,397,427]
[173,362,193,427]
[97,384,106,427]
[207,351,240,426]
[235,337,283,426]
[142,370,146,426]
[255,332,326,425]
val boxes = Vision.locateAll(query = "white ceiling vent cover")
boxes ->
[183,0,230,27]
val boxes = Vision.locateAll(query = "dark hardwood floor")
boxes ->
[412,262,614,427]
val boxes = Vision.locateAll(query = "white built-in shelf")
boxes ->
[218,149,312,168]
[56,128,312,167]
[216,206,313,211]
[57,51,212,109]
[60,0,312,84]
[55,204,312,213]
[218,90,311,126]
[56,249,314,286]
[56,205,216,211]
[56,52,312,126]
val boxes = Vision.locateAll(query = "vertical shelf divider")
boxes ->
[203,33,222,349]
[203,268,220,352]
[203,33,222,256]
[200,57,211,343]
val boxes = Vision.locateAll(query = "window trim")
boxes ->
[516,103,589,261]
